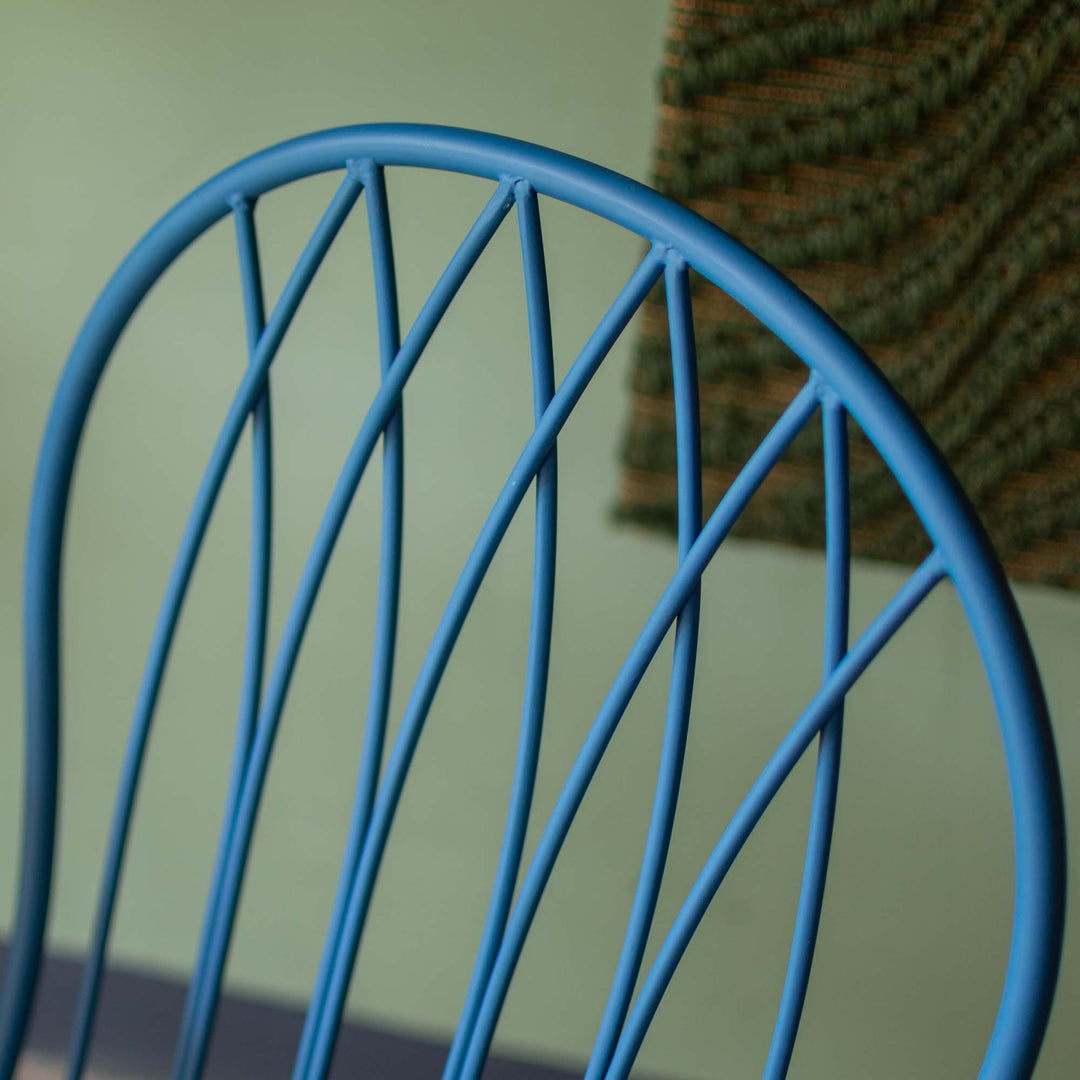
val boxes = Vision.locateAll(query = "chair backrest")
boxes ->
[0,125,1065,1080]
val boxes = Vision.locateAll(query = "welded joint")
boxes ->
[923,546,948,579]
[227,191,256,215]
[345,157,376,186]
[809,370,844,412]
[511,177,534,202]
[660,247,687,271]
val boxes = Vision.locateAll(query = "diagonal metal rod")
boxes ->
[171,194,275,1080]
[603,550,947,1080]
[61,169,363,1080]
[300,247,666,1080]
[175,178,517,1080]
[457,381,823,1080]
[291,160,405,1080]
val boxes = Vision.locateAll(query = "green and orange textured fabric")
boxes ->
[618,0,1080,588]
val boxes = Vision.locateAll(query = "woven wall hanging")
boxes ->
[618,0,1080,589]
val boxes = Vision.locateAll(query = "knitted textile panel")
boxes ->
[619,0,1080,589]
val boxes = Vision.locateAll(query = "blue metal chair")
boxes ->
[0,125,1066,1080]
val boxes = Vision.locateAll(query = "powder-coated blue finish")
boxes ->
[303,244,666,1080]
[0,125,1065,1080]
[291,160,405,1080]
[584,256,702,1080]
[442,180,558,1080]
[456,382,823,1080]
[602,549,949,1080]
[170,192,275,1080]
[763,392,850,1080]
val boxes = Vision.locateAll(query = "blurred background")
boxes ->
[0,2,1077,1078]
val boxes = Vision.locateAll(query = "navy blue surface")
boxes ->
[9,945,580,1080]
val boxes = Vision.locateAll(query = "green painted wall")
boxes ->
[0,3,1076,1077]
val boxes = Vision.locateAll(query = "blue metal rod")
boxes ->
[763,391,851,1079]
[0,611,57,1080]
[442,181,558,1080]
[291,161,405,1080]
[301,248,666,1080]
[170,179,516,1080]
[234,197,275,801]
[171,192,273,1078]
[456,381,821,1080]
[169,195,274,1080]
[603,551,947,1080]
[58,172,361,1080]
[584,255,702,1080]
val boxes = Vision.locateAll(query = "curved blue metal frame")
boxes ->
[0,124,1065,1080]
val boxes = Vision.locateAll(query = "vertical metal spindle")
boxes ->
[585,255,702,1080]
[172,193,274,1080]
[442,180,558,1080]
[762,390,850,1079]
